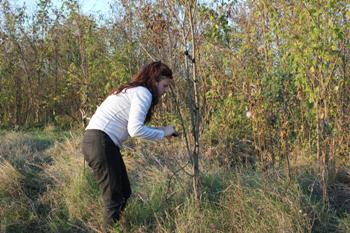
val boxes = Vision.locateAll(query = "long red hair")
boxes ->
[112,61,173,122]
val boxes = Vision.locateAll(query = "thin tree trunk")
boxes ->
[316,100,321,162]
[15,75,22,126]
[188,0,200,202]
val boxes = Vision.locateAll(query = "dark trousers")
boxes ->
[81,129,131,232]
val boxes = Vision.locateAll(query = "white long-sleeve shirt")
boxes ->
[86,86,165,147]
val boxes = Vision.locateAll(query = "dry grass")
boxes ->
[0,160,28,226]
[41,133,103,232]
[0,160,23,197]
[1,130,350,233]
[0,131,53,232]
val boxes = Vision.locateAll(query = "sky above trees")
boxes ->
[14,0,113,16]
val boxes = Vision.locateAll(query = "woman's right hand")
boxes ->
[163,125,176,137]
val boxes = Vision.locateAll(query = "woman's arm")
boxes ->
[127,87,165,140]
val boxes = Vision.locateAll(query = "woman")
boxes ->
[81,61,176,232]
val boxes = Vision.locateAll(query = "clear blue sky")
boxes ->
[12,0,216,16]
[14,0,113,16]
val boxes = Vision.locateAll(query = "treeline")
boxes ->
[0,0,349,169]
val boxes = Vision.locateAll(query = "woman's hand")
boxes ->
[162,125,176,137]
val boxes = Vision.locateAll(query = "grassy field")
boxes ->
[1,128,349,233]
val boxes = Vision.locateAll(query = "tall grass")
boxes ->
[0,131,53,232]
[1,130,349,232]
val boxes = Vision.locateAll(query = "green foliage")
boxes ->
[0,1,348,167]
[338,214,350,233]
